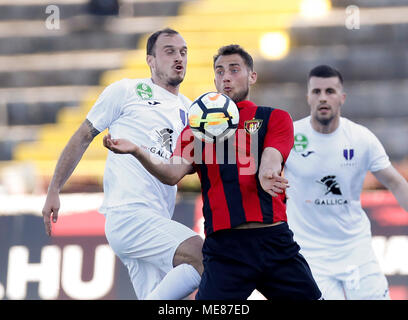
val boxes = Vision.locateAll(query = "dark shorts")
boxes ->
[195,222,322,300]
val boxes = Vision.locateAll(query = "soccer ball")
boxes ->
[188,92,239,143]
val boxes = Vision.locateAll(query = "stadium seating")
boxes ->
[252,1,408,165]
[0,0,190,193]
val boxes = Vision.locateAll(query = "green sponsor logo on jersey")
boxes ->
[136,83,153,100]
[293,133,308,152]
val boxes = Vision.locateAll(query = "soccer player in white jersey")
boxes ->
[284,65,408,300]
[42,28,203,300]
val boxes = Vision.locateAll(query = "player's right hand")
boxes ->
[42,191,60,236]
[103,134,138,155]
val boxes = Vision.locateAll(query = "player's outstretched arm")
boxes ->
[258,147,289,197]
[103,134,192,186]
[373,165,408,212]
[42,119,100,236]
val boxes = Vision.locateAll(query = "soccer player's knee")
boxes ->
[185,236,204,273]
[187,257,203,276]
[174,236,204,275]
[191,242,204,274]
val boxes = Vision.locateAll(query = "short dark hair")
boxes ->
[146,28,179,56]
[308,65,343,84]
[213,44,254,71]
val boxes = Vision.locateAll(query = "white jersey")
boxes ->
[285,116,391,268]
[87,78,191,218]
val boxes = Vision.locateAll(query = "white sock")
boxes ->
[144,263,201,300]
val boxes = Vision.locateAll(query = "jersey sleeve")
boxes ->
[86,79,128,132]
[366,128,391,172]
[264,109,294,162]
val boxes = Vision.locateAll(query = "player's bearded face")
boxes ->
[150,33,187,87]
[155,58,185,87]
[307,76,345,126]
[228,86,249,104]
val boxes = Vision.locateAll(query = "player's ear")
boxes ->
[146,55,154,69]
[341,92,346,106]
[249,71,257,85]
[306,92,312,108]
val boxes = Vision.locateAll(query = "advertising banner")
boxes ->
[0,191,407,300]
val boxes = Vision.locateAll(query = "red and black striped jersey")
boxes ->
[174,100,294,236]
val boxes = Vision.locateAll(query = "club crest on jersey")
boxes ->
[136,83,153,100]
[343,149,354,160]
[179,109,187,126]
[341,148,357,167]
[244,119,262,134]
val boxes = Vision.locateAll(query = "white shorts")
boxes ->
[307,256,390,300]
[104,206,198,300]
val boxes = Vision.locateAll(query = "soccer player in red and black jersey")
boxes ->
[103,44,322,300]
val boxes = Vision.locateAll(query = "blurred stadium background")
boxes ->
[0,0,407,300]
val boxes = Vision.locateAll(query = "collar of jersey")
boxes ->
[237,100,256,109]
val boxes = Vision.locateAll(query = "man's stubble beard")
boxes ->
[314,111,337,126]
[230,86,249,104]
[167,75,184,87]
[154,66,185,88]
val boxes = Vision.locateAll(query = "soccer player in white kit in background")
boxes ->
[284,65,408,300]
[42,28,203,300]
